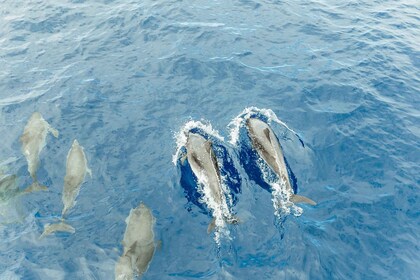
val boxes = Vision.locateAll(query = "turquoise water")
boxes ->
[0,0,419,279]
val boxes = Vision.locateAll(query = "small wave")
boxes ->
[0,157,19,167]
[0,90,48,106]
[177,22,225,28]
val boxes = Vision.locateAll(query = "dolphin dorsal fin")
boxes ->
[263,128,271,143]
[205,141,221,179]
[204,140,212,152]
[125,241,138,256]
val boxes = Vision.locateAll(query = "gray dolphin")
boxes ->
[115,203,156,280]
[0,174,19,202]
[61,139,92,217]
[0,173,26,224]
[41,139,91,238]
[20,112,58,192]
[246,118,316,205]
[184,132,238,232]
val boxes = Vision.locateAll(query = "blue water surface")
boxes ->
[0,0,419,279]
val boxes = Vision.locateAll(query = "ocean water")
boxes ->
[0,0,419,279]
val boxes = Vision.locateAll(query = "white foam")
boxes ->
[227,113,244,146]
[270,182,303,218]
[172,119,224,165]
[177,22,225,28]
[227,106,299,146]
[195,170,233,245]
[256,150,303,218]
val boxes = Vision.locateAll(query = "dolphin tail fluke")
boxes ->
[291,194,317,206]
[207,217,217,234]
[40,221,75,238]
[23,182,48,193]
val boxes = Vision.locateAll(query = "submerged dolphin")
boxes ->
[41,139,91,237]
[115,203,156,280]
[0,174,21,203]
[0,173,25,224]
[184,132,238,232]
[20,112,58,192]
[61,139,92,217]
[246,118,316,205]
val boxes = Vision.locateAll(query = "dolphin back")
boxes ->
[116,203,156,280]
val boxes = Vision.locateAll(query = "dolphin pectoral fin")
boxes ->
[23,182,48,193]
[291,194,317,206]
[40,221,75,238]
[126,241,138,255]
[49,127,59,138]
[20,132,30,144]
[207,217,217,234]
[204,140,212,152]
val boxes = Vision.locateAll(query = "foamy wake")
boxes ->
[227,106,300,146]
[255,158,303,217]
[173,120,234,245]
[196,172,233,244]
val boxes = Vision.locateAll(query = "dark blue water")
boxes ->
[0,0,419,279]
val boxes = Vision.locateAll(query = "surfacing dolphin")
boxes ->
[246,117,316,206]
[115,203,156,280]
[20,112,58,192]
[183,132,238,233]
[41,139,91,237]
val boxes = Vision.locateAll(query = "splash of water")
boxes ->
[255,158,303,218]
[227,106,301,146]
[172,119,224,165]
[194,166,234,245]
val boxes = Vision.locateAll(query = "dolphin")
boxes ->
[41,139,91,237]
[0,173,26,224]
[115,203,156,280]
[183,132,238,232]
[246,118,316,206]
[0,174,19,202]
[20,112,59,192]
[61,139,92,217]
